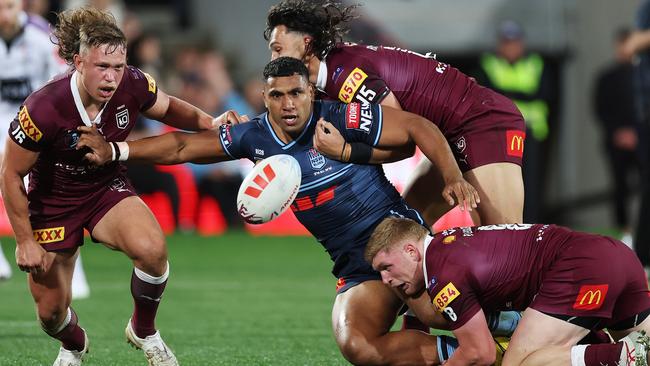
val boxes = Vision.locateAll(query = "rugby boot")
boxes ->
[52,329,88,366]
[126,318,178,366]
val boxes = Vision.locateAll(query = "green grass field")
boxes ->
[0,232,351,365]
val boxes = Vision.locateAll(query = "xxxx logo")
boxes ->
[18,106,43,142]
[244,164,276,198]
[33,227,65,244]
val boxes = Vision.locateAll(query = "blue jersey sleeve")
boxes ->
[328,102,383,146]
[218,121,257,159]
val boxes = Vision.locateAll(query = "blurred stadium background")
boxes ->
[0,0,645,364]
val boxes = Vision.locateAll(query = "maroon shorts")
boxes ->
[448,88,526,173]
[29,175,137,251]
[531,232,650,327]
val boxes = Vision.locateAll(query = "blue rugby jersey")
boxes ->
[218,100,424,278]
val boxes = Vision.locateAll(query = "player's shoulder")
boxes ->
[22,73,71,121]
[123,66,156,89]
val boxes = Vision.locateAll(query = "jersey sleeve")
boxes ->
[336,66,390,105]
[125,66,158,112]
[329,102,383,146]
[427,264,481,331]
[218,121,257,160]
[7,99,57,152]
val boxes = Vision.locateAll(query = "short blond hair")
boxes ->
[364,217,429,264]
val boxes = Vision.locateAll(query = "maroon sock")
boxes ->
[578,330,612,344]
[584,342,625,366]
[51,308,86,352]
[131,268,167,338]
[401,314,430,333]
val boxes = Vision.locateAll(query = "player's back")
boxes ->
[425,224,574,313]
[324,44,478,135]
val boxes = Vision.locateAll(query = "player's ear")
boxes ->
[404,242,421,262]
[303,36,314,59]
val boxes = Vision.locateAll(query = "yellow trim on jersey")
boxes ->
[143,72,157,93]
[338,67,368,103]
[18,106,43,142]
[433,282,460,312]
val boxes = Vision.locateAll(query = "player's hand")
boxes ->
[313,118,346,160]
[212,110,249,128]
[76,124,112,165]
[441,177,480,212]
[15,238,48,274]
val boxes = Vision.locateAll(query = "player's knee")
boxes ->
[129,234,168,274]
[338,336,383,365]
[37,305,68,334]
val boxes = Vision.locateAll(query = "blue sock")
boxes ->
[436,335,459,362]
[486,311,521,337]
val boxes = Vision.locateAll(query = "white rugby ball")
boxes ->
[236,154,301,224]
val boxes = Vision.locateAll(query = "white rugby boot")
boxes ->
[52,329,88,366]
[125,319,178,366]
[620,330,650,366]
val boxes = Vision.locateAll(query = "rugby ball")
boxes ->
[236,154,301,224]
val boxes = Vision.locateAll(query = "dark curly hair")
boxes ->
[264,0,359,60]
[53,7,126,65]
[263,56,310,80]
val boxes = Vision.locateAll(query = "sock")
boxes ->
[571,343,625,366]
[486,311,521,337]
[578,330,613,345]
[131,263,169,338]
[437,335,459,363]
[48,308,86,352]
[401,309,429,333]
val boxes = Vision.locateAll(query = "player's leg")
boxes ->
[30,249,88,363]
[401,158,451,227]
[463,162,524,225]
[91,195,177,365]
[332,280,441,365]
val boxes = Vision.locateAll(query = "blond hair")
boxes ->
[53,7,126,65]
[364,217,429,264]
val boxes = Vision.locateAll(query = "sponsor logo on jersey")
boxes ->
[18,106,42,142]
[433,282,460,312]
[573,284,609,311]
[33,227,65,244]
[506,130,525,157]
[442,235,456,244]
[338,67,368,103]
[64,129,80,148]
[335,277,346,292]
[292,186,337,212]
[346,102,360,129]
[244,164,276,198]
[143,72,157,93]
[255,148,265,156]
[332,66,345,83]
[428,276,438,290]
[115,109,129,129]
[308,148,326,170]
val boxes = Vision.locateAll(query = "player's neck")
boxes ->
[306,56,320,85]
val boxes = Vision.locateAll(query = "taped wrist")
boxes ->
[348,142,373,164]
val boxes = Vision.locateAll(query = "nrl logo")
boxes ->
[307,148,326,170]
[115,109,129,129]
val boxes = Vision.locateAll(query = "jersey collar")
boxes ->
[264,111,315,150]
[315,59,328,92]
[422,235,435,290]
[70,70,107,127]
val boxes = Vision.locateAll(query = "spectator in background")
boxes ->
[242,76,266,115]
[622,0,650,273]
[593,28,640,248]
[473,20,557,223]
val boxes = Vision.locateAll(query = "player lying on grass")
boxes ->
[366,217,650,366]
[74,56,523,365]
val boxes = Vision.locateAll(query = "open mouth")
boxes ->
[98,87,115,98]
[281,114,298,126]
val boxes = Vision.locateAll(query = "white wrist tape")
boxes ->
[116,141,129,161]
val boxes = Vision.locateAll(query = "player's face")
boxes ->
[268,25,310,61]
[264,74,314,138]
[372,244,423,296]
[75,44,126,104]
[0,0,21,39]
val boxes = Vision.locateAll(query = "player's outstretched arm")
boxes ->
[377,106,480,211]
[0,141,48,273]
[77,125,232,165]
[143,89,246,130]
[446,310,497,366]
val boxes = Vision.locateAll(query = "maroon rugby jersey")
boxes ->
[7,66,157,202]
[423,224,573,330]
[321,43,480,136]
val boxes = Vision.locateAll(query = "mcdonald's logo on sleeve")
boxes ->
[506,130,525,158]
[572,284,609,311]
